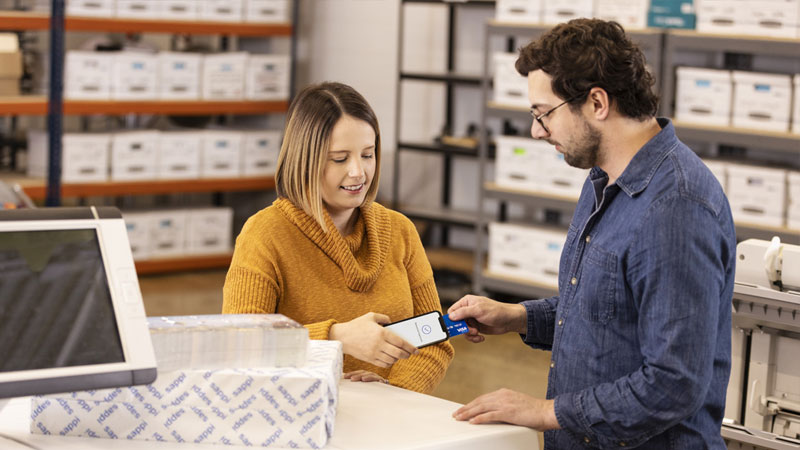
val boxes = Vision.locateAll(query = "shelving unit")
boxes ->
[0,3,296,275]
[473,21,800,298]
[393,0,496,246]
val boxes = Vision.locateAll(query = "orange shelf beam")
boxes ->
[22,176,276,200]
[0,97,288,116]
[135,254,233,275]
[0,12,292,36]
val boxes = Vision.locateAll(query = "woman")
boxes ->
[223,82,453,394]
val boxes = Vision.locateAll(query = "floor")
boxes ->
[139,269,551,449]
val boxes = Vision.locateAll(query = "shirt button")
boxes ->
[584,436,591,443]
[585,235,591,243]
[571,277,577,285]
[550,361,555,368]
[558,319,563,326]
[619,443,627,447]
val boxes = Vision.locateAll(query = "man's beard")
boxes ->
[556,118,602,170]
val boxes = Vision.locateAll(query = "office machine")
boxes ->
[724,238,800,450]
[0,206,156,399]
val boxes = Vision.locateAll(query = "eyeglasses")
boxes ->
[530,95,580,134]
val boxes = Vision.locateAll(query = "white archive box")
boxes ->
[65,51,113,100]
[594,0,649,29]
[495,0,542,23]
[789,171,800,201]
[147,314,309,371]
[489,222,565,287]
[495,135,540,192]
[122,211,153,261]
[542,0,594,24]
[112,52,159,100]
[202,52,247,100]
[116,0,161,18]
[185,208,234,255]
[741,0,800,38]
[202,130,244,178]
[493,52,528,108]
[243,130,281,176]
[159,0,199,20]
[245,0,291,23]
[66,0,114,17]
[30,340,342,449]
[110,130,160,181]
[27,131,110,183]
[696,0,747,34]
[148,210,188,258]
[200,0,245,22]
[793,75,800,134]
[245,54,291,100]
[732,71,792,132]
[675,67,732,126]
[158,131,202,179]
[702,159,728,192]
[727,164,787,227]
[158,52,202,100]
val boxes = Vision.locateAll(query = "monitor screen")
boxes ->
[0,207,156,399]
[0,229,125,372]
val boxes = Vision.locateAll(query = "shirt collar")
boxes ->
[590,118,678,197]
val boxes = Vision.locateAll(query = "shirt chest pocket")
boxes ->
[577,244,618,324]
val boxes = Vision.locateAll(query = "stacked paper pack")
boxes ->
[148,314,308,371]
[30,315,343,448]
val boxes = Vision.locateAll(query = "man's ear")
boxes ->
[587,87,610,121]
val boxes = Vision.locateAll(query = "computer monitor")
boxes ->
[0,206,156,399]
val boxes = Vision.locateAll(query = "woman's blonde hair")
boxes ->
[275,82,381,231]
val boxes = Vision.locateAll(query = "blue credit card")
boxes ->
[442,314,469,337]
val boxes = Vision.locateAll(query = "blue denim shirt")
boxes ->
[522,119,736,449]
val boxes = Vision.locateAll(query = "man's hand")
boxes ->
[330,312,418,368]
[453,389,560,431]
[447,295,527,343]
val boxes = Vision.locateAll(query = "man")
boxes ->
[449,19,736,449]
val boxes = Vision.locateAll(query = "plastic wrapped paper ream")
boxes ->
[30,340,342,448]
[148,314,309,372]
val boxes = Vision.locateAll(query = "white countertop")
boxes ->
[0,381,539,450]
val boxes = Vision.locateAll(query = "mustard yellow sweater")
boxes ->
[222,198,454,394]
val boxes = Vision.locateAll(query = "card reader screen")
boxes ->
[0,229,125,372]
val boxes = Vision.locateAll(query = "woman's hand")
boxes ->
[330,312,418,368]
[344,370,390,384]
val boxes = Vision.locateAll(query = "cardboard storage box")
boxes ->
[245,0,291,23]
[67,0,114,17]
[185,208,234,255]
[495,0,542,24]
[493,52,528,108]
[122,211,153,261]
[0,34,22,96]
[148,210,188,258]
[542,0,594,24]
[158,52,202,100]
[65,51,113,100]
[202,53,248,100]
[111,131,160,182]
[595,0,649,29]
[648,0,696,29]
[727,164,787,227]
[793,75,800,134]
[202,130,244,178]
[245,54,290,100]
[242,131,281,176]
[31,340,341,448]
[112,52,159,100]
[675,67,732,126]
[732,71,792,132]
[696,0,745,34]
[489,222,565,286]
[158,131,202,180]
[116,0,161,18]
[494,135,542,192]
[27,132,110,183]
[159,0,199,20]
[741,0,800,38]
[200,0,245,22]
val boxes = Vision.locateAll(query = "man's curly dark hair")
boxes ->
[515,18,659,120]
